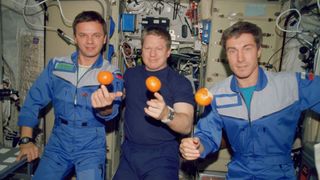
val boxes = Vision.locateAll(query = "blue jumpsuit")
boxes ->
[195,67,320,179]
[113,65,194,180]
[18,51,123,180]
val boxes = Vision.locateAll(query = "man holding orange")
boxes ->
[113,27,195,180]
[180,21,320,179]
[16,11,123,179]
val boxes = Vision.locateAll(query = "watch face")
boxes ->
[161,106,175,124]
[167,107,175,120]
[22,138,29,143]
[19,137,32,145]
[168,109,174,120]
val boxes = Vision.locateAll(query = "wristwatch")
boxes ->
[161,106,175,124]
[18,137,34,145]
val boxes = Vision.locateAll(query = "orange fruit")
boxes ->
[195,87,213,106]
[97,71,114,85]
[146,76,161,92]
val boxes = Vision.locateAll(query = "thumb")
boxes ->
[115,91,123,97]
[193,137,200,145]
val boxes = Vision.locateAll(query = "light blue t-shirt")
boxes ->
[239,86,256,110]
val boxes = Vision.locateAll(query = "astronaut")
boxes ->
[180,21,320,179]
[16,11,123,180]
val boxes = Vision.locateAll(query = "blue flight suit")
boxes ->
[18,51,123,180]
[195,67,320,179]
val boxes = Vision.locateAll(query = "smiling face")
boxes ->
[74,21,106,66]
[226,33,261,87]
[142,34,171,72]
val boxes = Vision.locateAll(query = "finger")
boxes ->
[95,90,106,105]
[146,104,159,112]
[103,90,122,100]
[32,148,39,160]
[16,153,23,161]
[91,94,98,107]
[35,148,39,159]
[31,148,38,160]
[146,105,162,116]
[183,153,200,160]
[30,152,35,161]
[180,148,197,160]
[180,146,200,157]
[144,107,159,119]
[114,91,123,97]
[100,85,110,98]
[91,92,102,107]
[146,99,160,108]
[182,139,198,150]
[144,107,154,116]
[27,153,32,162]
[182,138,194,144]
[153,92,164,102]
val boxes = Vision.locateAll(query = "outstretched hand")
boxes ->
[91,85,122,108]
[144,92,167,120]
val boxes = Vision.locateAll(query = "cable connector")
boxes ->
[264,63,273,69]
[57,29,75,45]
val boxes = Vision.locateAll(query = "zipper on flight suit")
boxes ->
[74,64,93,105]
[239,92,252,127]
[240,90,256,155]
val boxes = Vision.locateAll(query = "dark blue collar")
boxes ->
[230,67,268,92]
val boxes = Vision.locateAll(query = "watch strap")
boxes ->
[18,137,35,145]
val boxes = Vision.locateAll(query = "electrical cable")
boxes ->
[22,0,56,31]
[278,8,298,71]
[7,0,49,8]
[313,45,320,75]
[278,2,320,71]
[21,0,76,45]
[56,0,73,25]
[275,8,302,33]
[266,35,297,71]
[21,0,104,31]
[1,56,16,89]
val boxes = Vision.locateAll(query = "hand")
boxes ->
[179,137,201,160]
[144,92,167,120]
[16,143,39,162]
[91,85,123,108]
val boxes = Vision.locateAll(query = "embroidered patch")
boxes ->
[113,70,123,79]
[216,94,241,108]
[308,72,314,80]
[300,71,314,80]
[301,72,306,79]
[54,62,76,72]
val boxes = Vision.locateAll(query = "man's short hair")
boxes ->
[72,11,107,36]
[221,21,263,49]
[141,27,172,49]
